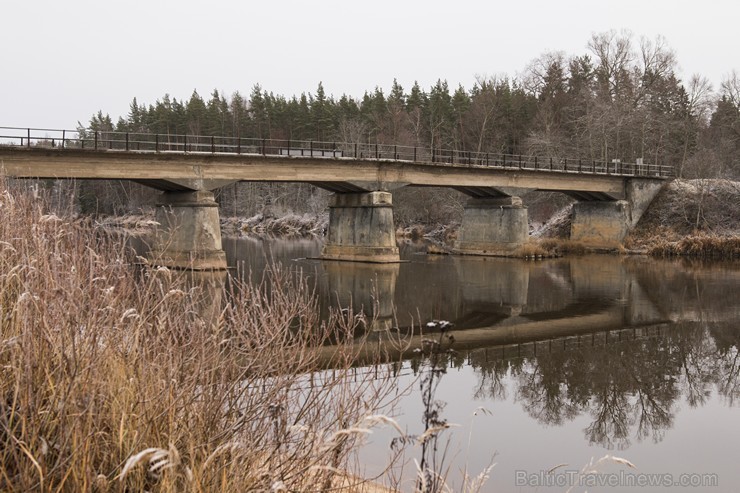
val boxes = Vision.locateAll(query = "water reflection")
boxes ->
[143,236,736,460]
[220,239,740,451]
[323,261,399,332]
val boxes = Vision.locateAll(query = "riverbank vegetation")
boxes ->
[1,181,419,492]
[625,179,740,258]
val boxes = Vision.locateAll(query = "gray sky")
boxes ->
[2,0,738,130]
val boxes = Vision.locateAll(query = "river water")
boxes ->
[225,237,738,492]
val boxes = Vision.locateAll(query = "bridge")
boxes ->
[0,126,672,269]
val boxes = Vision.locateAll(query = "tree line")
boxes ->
[83,31,739,180]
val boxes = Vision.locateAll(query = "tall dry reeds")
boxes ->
[0,180,402,492]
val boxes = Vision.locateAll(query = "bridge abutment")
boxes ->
[454,196,529,256]
[321,191,400,263]
[149,190,228,270]
[570,179,665,248]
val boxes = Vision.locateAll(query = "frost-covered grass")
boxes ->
[0,180,408,492]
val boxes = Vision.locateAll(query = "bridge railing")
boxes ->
[0,126,674,178]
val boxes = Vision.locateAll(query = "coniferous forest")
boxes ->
[77,31,739,220]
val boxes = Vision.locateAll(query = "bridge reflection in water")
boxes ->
[218,238,738,365]
[307,254,673,366]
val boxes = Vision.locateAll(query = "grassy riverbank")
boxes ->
[0,182,410,492]
[625,179,740,258]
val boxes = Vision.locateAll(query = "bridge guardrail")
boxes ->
[0,126,674,178]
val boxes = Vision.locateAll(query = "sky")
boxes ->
[2,0,738,130]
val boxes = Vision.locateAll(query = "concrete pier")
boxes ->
[454,196,529,256]
[321,191,400,263]
[149,190,228,270]
[570,200,630,248]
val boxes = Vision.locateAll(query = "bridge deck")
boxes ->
[0,127,672,197]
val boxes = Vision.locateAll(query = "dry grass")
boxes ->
[643,233,740,258]
[0,180,405,492]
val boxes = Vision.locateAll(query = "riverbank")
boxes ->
[624,179,740,257]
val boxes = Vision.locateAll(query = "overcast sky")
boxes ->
[2,0,738,130]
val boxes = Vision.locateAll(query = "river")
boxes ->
[221,237,738,492]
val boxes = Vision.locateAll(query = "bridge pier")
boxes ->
[570,201,630,248]
[454,196,529,256]
[149,190,228,270]
[321,191,400,263]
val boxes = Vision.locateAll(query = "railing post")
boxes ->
[62,130,66,149]
[414,146,417,162]
[309,140,313,157]
[237,137,242,154]
[432,147,435,163]
[27,128,31,148]
[534,156,538,169]
[354,142,358,159]
[549,156,553,170]
[211,136,215,154]
[486,152,489,166]
[394,144,397,160]
[375,143,379,160]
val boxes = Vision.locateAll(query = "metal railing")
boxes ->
[0,126,674,178]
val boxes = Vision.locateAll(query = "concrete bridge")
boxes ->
[0,127,672,269]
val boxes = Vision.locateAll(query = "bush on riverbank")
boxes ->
[0,181,405,492]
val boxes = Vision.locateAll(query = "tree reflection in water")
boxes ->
[461,321,740,450]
